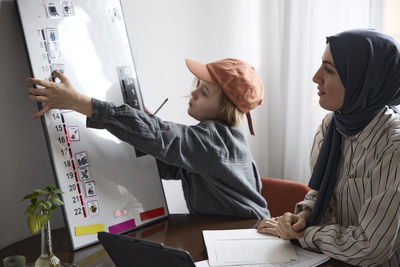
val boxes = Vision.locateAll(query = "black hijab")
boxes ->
[307,29,400,226]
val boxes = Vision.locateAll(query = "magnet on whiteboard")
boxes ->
[108,219,136,234]
[140,207,166,221]
[108,7,121,23]
[75,223,104,236]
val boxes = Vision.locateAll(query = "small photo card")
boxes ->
[46,27,59,42]
[67,126,80,141]
[85,181,96,197]
[87,200,100,216]
[78,166,91,181]
[45,2,60,19]
[75,151,89,168]
[46,28,61,59]
[51,64,65,74]
[61,1,75,17]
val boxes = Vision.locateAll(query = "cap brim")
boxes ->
[185,58,216,84]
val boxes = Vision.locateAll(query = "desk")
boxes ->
[0,214,351,267]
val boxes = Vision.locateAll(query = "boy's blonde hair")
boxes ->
[219,91,243,127]
[192,77,243,127]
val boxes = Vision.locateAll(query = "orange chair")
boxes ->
[261,177,311,218]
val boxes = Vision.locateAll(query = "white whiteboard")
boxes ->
[16,0,169,250]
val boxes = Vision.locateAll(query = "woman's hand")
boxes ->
[257,209,311,240]
[26,70,92,119]
[256,216,281,237]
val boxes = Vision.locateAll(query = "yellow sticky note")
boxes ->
[75,223,105,236]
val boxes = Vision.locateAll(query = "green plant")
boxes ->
[21,185,64,234]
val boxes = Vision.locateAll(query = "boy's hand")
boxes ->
[26,70,92,118]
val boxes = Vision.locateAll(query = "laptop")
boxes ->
[98,232,196,267]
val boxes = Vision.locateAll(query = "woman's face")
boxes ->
[187,79,222,121]
[313,44,345,111]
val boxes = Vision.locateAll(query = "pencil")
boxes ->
[153,98,168,115]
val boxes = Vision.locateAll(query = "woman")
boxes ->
[257,29,400,266]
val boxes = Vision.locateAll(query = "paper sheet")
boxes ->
[196,245,330,267]
[203,229,297,266]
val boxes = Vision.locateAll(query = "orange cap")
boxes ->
[185,58,264,135]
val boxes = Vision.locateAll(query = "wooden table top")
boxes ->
[0,214,351,267]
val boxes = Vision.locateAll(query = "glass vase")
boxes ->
[34,219,61,267]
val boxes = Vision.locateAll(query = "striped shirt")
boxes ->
[296,106,400,266]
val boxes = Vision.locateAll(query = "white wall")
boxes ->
[0,0,266,249]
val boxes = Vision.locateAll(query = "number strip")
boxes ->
[60,113,86,218]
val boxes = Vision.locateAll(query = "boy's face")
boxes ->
[188,79,222,121]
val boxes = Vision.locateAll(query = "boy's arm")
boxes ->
[86,98,215,173]
[156,160,184,180]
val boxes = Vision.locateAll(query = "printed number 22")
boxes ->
[74,208,82,216]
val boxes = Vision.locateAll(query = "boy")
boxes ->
[27,58,270,218]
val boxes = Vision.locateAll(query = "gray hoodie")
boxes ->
[87,98,270,219]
